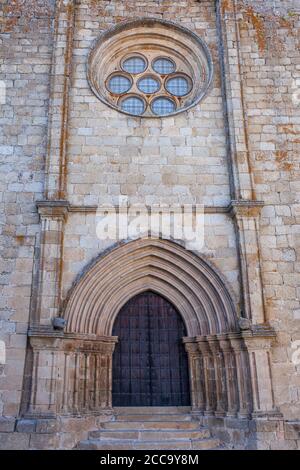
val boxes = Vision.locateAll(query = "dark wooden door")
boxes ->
[112,291,190,406]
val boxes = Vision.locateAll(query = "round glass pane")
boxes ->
[165,76,191,96]
[107,75,132,94]
[137,76,160,94]
[151,97,176,116]
[152,57,176,74]
[121,96,145,115]
[122,56,147,74]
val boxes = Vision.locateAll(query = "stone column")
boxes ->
[229,333,252,418]
[243,328,278,417]
[184,339,205,413]
[35,201,69,326]
[218,334,239,417]
[197,337,216,415]
[208,335,227,416]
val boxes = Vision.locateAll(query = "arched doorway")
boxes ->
[112,291,190,406]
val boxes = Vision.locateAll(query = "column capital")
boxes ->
[29,335,64,351]
[206,335,221,353]
[196,336,211,355]
[242,324,276,350]
[229,200,265,218]
[229,335,247,352]
[184,342,200,356]
[37,200,70,220]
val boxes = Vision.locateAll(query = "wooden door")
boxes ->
[112,291,190,406]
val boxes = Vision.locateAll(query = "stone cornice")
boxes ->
[36,200,233,215]
[28,325,118,344]
[35,200,268,218]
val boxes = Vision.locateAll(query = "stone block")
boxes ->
[35,419,59,434]
[16,419,36,433]
[0,432,30,450]
[214,429,231,443]
[249,419,280,433]
[225,418,250,430]
[284,422,300,440]
[0,417,15,433]
[29,433,59,450]
[270,440,297,450]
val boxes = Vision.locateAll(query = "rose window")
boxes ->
[88,19,213,117]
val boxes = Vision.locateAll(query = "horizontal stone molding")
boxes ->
[36,200,232,214]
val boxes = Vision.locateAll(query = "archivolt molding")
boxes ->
[63,238,239,336]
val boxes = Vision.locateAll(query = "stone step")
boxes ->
[114,406,191,415]
[75,408,218,451]
[89,429,210,441]
[100,420,200,430]
[115,413,193,422]
[77,438,220,450]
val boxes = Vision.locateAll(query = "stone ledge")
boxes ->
[36,200,233,215]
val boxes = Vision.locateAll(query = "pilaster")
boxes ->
[242,327,280,417]
[35,201,69,326]
[45,0,76,199]
[230,200,265,324]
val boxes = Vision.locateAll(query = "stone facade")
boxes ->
[0,0,299,450]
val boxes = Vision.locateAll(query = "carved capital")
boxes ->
[37,200,70,221]
[229,200,264,219]
[242,325,276,351]
[196,336,211,356]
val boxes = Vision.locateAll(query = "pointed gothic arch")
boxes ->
[63,238,239,337]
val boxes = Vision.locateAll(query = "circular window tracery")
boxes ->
[137,75,160,94]
[107,74,132,94]
[120,95,146,115]
[165,74,192,97]
[122,55,147,74]
[152,57,176,75]
[88,19,213,117]
[151,96,176,115]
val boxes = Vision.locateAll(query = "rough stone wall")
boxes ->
[0,0,299,450]
[0,0,56,416]
[229,0,300,421]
